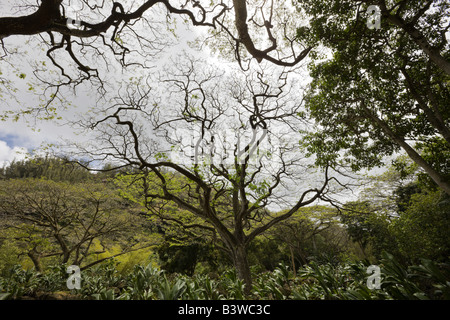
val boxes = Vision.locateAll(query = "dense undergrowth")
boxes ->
[1,252,449,300]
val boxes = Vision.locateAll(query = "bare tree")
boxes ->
[70,57,339,293]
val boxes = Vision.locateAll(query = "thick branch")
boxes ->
[232,0,312,66]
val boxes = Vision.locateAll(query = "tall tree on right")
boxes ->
[295,0,450,194]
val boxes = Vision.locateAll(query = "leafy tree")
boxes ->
[341,155,450,263]
[295,0,450,194]
[0,0,308,65]
[156,242,222,276]
[0,238,22,276]
[0,178,156,272]
[394,182,422,213]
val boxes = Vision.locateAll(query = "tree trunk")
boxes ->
[27,250,42,273]
[231,244,252,296]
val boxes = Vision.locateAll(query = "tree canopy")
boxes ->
[295,0,449,194]
[0,0,449,298]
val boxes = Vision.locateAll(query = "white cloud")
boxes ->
[0,140,28,168]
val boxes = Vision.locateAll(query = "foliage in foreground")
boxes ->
[1,252,448,300]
